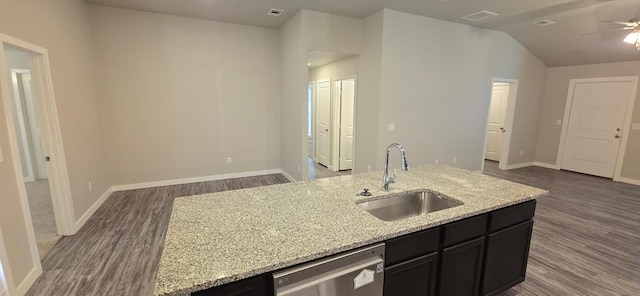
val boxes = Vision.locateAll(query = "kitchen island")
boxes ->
[154,165,547,296]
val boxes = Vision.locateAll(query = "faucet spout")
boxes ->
[382,143,409,190]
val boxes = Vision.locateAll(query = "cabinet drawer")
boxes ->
[386,228,439,266]
[442,214,487,247]
[489,200,536,232]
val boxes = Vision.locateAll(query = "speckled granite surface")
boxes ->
[154,165,547,296]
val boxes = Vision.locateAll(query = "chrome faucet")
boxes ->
[382,143,409,190]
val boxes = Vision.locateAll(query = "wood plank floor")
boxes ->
[26,174,289,296]
[308,157,352,180]
[483,160,640,296]
[25,163,640,295]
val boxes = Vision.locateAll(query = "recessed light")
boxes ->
[534,20,556,26]
[462,10,499,22]
[268,8,284,16]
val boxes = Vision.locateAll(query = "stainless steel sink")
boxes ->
[357,190,463,221]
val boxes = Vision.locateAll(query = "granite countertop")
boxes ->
[153,165,548,296]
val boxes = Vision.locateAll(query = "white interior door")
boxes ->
[316,80,331,167]
[561,81,631,178]
[485,84,509,161]
[339,79,355,170]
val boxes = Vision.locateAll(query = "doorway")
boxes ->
[483,79,518,170]
[4,47,60,260]
[557,77,638,179]
[0,34,76,292]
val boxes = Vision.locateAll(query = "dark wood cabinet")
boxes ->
[439,236,485,296]
[481,220,534,296]
[191,276,268,296]
[384,253,438,296]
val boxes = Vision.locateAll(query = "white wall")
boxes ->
[1,0,111,291]
[279,12,306,181]
[374,9,547,171]
[354,11,384,174]
[90,6,282,185]
[535,61,640,180]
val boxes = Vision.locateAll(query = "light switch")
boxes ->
[632,123,640,130]
[0,146,3,163]
[555,119,562,125]
[388,123,395,131]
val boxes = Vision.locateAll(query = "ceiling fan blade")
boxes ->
[601,21,639,26]
[579,27,635,37]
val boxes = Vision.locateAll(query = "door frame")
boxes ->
[331,74,357,172]
[556,76,638,181]
[482,78,519,171]
[0,33,76,294]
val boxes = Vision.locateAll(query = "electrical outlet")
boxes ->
[388,123,395,131]
[88,181,93,192]
[452,157,457,164]
[632,123,640,130]
[520,150,524,156]
[556,119,562,125]
[435,159,439,164]
[227,157,232,164]
[367,165,372,172]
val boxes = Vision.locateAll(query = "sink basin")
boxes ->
[357,190,463,221]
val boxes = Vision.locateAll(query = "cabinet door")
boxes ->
[439,236,485,296]
[191,276,267,296]
[384,252,438,296]
[482,220,534,296]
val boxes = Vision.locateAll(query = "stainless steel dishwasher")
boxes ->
[273,244,385,296]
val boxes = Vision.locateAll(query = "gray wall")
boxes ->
[535,61,640,180]
[373,10,547,171]
[1,0,111,289]
[90,6,282,185]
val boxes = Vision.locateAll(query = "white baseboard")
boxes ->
[502,162,535,170]
[74,186,114,232]
[112,169,291,192]
[279,170,297,182]
[533,162,561,170]
[15,265,41,296]
[614,176,640,186]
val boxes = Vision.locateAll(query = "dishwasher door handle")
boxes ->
[276,257,384,296]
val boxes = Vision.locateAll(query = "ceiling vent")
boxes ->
[534,20,556,26]
[462,10,499,22]
[268,8,284,16]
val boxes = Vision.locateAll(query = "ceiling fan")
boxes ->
[583,17,640,50]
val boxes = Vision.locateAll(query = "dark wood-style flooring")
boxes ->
[25,162,640,295]
[308,157,352,180]
[483,160,640,296]
[26,174,289,296]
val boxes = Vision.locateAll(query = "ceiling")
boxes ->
[85,0,640,67]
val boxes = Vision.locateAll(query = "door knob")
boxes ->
[499,127,506,133]
[615,134,621,139]
[616,128,621,131]
[324,129,329,132]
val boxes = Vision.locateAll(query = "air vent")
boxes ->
[268,8,284,16]
[534,20,556,26]
[462,10,499,22]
